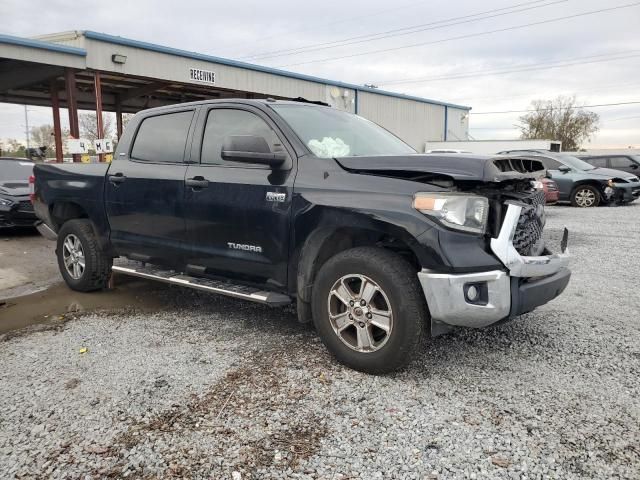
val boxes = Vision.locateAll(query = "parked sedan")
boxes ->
[535,177,560,204]
[0,158,36,228]
[577,154,640,176]
[497,150,640,207]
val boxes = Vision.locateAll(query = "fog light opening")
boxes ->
[464,282,489,306]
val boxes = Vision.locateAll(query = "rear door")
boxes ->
[609,156,636,175]
[183,105,296,288]
[105,108,196,265]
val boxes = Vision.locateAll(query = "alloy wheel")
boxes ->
[575,188,596,207]
[62,233,86,279]
[327,274,393,353]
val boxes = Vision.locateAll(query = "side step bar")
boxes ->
[111,264,291,306]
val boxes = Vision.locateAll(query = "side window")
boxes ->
[587,157,608,168]
[609,157,630,169]
[131,111,194,163]
[542,157,562,169]
[201,109,282,165]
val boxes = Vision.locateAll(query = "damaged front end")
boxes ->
[336,153,572,333]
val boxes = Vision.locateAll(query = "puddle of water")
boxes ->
[0,277,172,335]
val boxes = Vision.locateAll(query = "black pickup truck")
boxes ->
[32,99,571,373]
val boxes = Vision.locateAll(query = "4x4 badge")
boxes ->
[266,192,286,203]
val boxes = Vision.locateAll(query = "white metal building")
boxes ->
[0,30,471,158]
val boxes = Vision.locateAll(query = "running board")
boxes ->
[111,265,291,306]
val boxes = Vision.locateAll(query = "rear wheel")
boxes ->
[56,219,112,291]
[312,247,427,374]
[571,185,600,207]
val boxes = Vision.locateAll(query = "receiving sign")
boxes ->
[94,139,113,153]
[66,138,89,154]
[189,67,216,84]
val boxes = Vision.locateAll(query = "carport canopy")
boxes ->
[0,33,293,162]
[1,31,470,161]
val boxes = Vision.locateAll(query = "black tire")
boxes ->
[570,185,601,208]
[56,219,112,292]
[311,247,427,374]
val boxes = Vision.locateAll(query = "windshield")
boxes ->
[554,153,596,171]
[0,160,34,181]
[270,104,416,158]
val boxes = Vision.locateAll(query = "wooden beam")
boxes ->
[94,71,104,162]
[118,81,170,102]
[65,68,80,162]
[115,96,123,139]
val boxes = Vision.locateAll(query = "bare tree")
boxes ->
[518,96,599,151]
[122,113,134,132]
[79,112,114,142]
[29,124,56,152]
[29,124,69,158]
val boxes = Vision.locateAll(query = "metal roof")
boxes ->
[0,30,471,111]
[82,30,471,111]
[0,33,86,56]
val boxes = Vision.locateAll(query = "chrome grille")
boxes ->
[512,191,545,256]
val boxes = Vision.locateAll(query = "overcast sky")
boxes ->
[2,0,639,147]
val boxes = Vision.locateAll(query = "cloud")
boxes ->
[1,0,639,145]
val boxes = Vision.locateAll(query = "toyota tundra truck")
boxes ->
[32,99,571,374]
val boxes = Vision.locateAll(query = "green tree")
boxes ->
[518,96,599,151]
[0,139,26,158]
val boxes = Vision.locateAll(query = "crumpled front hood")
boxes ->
[335,154,544,183]
[0,180,29,197]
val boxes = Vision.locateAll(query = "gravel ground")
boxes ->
[1,204,639,479]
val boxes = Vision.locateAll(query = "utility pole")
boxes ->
[24,104,30,152]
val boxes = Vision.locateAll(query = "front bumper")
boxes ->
[0,197,37,228]
[418,203,571,330]
[609,182,640,203]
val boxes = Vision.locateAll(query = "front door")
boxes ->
[541,157,573,201]
[105,108,196,265]
[183,106,295,289]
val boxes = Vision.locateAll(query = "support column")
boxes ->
[65,68,80,162]
[94,71,104,162]
[443,106,448,142]
[115,95,123,140]
[50,80,63,163]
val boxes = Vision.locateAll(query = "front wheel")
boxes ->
[56,219,112,292]
[571,185,601,207]
[312,247,427,374]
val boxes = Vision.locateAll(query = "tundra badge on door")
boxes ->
[266,191,286,202]
[227,242,263,253]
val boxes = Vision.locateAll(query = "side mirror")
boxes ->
[221,135,286,167]
[558,165,571,173]
[630,164,638,169]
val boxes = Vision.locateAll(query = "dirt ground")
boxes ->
[0,227,59,298]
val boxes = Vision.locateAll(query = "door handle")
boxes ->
[186,176,210,189]
[108,173,126,185]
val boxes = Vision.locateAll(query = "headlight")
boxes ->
[0,197,14,207]
[413,192,489,234]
